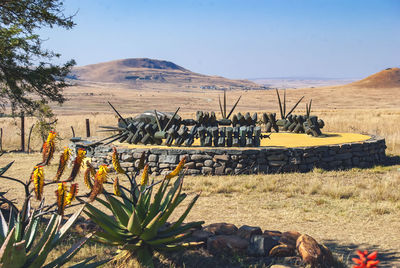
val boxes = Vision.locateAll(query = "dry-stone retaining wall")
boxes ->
[85,135,386,175]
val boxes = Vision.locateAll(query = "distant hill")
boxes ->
[70,58,262,90]
[349,67,400,88]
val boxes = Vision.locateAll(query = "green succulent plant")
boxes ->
[85,154,204,268]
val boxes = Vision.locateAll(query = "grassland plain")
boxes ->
[0,85,400,266]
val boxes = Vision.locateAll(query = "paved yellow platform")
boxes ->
[113,132,371,149]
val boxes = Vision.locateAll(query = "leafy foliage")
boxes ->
[0,0,75,115]
[85,150,204,267]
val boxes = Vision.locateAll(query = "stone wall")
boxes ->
[87,135,386,175]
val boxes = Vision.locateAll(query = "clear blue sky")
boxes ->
[40,0,400,79]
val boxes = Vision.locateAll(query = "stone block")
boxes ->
[184,161,195,169]
[202,167,213,174]
[237,225,262,240]
[204,160,214,167]
[215,166,225,175]
[159,154,178,164]
[207,235,248,255]
[191,154,212,161]
[203,223,238,235]
[148,154,158,162]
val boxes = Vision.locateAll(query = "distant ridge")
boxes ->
[70,58,261,90]
[349,67,400,88]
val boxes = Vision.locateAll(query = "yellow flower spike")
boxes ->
[112,147,125,174]
[33,166,44,200]
[113,177,121,196]
[54,147,70,182]
[97,164,109,183]
[42,131,57,165]
[165,156,186,180]
[83,161,95,190]
[65,183,78,206]
[67,148,86,182]
[55,182,67,215]
[140,164,149,186]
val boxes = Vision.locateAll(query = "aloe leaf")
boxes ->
[165,193,200,232]
[84,202,125,231]
[0,227,16,263]
[136,247,154,268]
[142,179,167,227]
[104,194,130,226]
[43,232,94,268]
[68,256,110,268]
[146,232,191,246]
[52,205,85,247]
[159,221,204,238]
[24,213,40,251]
[94,231,129,244]
[160,176,182,212]
[139,211,163,241]
[0,161,14,177]
[7,206,16,233]
[127,208,142,236]
[0,209,9,240]
[82,210,129,241]
[154,241,203,252]
[26,214,58,261]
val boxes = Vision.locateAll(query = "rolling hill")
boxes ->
[70,58,263,90]
[349,67,400,88]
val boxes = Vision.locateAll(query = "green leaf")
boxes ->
[43,232,94,268]
[0,161,14,177]
[159,221,204,238]
[164,193,200,233]
[135,247,154,268]
[0,209,9,240]
[0,227,16,264]
[146,232,191,246]
[51,205,85,247]
[105,194,130,226]
[127,208,142,236]
[24,212,41,252]
[139,211,163,241]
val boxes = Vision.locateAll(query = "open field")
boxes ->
[0,152,399,266]
[0,83,400,266]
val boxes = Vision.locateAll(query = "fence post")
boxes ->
[85,118,90,137]
[71,126,75,137]
[27,124,34,153]
[21,112,25,152]
[0,128,3,152]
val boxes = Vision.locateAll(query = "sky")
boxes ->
[39,0,400,79]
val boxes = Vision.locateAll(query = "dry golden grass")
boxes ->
[0,152,399,266]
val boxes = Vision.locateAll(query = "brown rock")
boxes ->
[237,225,262,240]
[263,234,280,255]
[203,223,238,235]
[207,235,249,255]
[280,231,301,249]
[264,230,282,240]
[191,230,214,242]
[296,234,334,268]
[269,244,296,257]
[213,154,229,161]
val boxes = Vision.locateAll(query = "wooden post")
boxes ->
[0,128,3,152]
[85,119,90,137]
[21,112,25,152]
[27,124,34,153]
[71,126,75,137]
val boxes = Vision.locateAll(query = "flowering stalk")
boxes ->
[140,164,149,186]
[112,147,125,174]
[65,183,78,205]
[54,147,70,181]
[113,177,121,196]
[55,182,67,215]
[352,250,379,268]
[89,165,109,202]
[32,166,44,200]
[42,131,57,165]
[165,157,186,179]
[67,148,86,182]
[83,161,95,190]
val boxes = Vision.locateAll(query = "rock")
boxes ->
[296,234,322,267]
[204,160,214,167]
[186,169,200,175]
[195,162,204,168]
[207,235,249,255]
[269,160,287,167]
[225,168,233,174]
[213,154,229,161]
[237,225,262,240]
[159,155,178,164]
[203,223,238,235]
[121,153,134,162]
[247,235,265,256]
[148,154,158,162]
[191,230,213,242]
[319,243,335,267]
[202,167,213,175]
[279,231,301,249]
[191,154,212,161]
[184,161,195,169]
[263,235,279,256]
[264,230,282,240]
[214,166,225,175]
[269,244,296,257]
[267,154,286,161]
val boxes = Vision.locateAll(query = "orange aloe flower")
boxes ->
[352,250,380,268]
[113,177,121,196]
[140,164,149,186]
[165,156,186,179]
[33,166,44,200]
[67,148,86,181]
[42,131,57,165]
[112,147,125,174]
[89,164,109,202]
[83,161,95,190]
[54,147,70,182]
[55,182,67,215]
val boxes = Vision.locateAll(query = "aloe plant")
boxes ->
[0,131,107,267]
[85,151,204,267]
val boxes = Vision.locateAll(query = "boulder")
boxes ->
[269,244,296,257]
[203,223,238,235]
[279,231,301,249]
[237,225,262,240]
[296,234,334,268]
[207,235,249,255]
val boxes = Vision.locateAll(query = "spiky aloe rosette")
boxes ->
[0,131,106,267]
[84,152,204,268]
